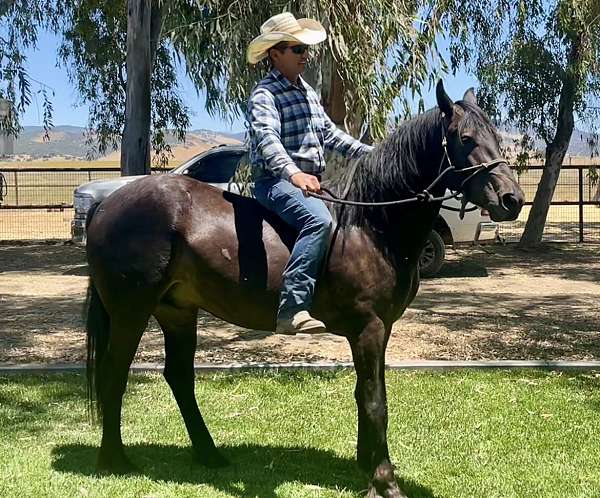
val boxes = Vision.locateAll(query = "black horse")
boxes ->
[84,82,524,498]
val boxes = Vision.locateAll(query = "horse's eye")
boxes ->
[461,136,474,145]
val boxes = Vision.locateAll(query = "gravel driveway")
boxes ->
[1,242,598,365]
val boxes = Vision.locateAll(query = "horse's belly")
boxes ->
[169,225,292,331]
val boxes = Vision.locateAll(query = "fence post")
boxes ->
[578,167,584,243]
[13,170,18,205]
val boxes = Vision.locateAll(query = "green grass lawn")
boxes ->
[0,370,599,498]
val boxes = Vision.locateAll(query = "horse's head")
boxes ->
[436,81,524,222]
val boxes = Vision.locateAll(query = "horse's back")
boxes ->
[86,175,292,324]
[85,174,418,330]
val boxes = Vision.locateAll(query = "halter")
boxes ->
[309,121,508,219]
[438,136,507,218]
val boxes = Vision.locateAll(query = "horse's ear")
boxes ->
[463,87,477,105]
[436,80,453,117]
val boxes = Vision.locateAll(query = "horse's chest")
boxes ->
[391,266,420,319]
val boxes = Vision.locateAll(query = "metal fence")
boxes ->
[0,167,122,240]
[498,165,600,243]
[0,165,599,242]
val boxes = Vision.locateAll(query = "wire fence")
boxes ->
[497,165,600,243]
[0,165,599,242]
[0,168,122,240]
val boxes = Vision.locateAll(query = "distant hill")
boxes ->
[1,124,596,162]
[499,126,598,157]
[11,126,92,159]
[4,126,245,161]
[568,130,598,156]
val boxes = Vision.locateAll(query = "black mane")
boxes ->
[328,101,499,228]
[455,100,501,146]
[330,107,445,227]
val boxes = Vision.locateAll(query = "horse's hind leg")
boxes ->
[97,310,149,474]
[154,304,229,467]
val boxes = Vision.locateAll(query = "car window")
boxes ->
[185,151,245,183]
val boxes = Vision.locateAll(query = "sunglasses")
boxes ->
[288,44,309,54]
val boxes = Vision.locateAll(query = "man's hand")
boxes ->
[290,172,321,195]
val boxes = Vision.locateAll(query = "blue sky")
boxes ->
[22,30,478,133]
[21,31,247,132]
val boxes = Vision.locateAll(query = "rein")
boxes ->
[309,131,507,218]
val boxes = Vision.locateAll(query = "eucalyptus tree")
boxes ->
[119,0,166,174]
[171,0,447,142]
[58,0,197,172]
[444,0,600,246]
[0,0,65,136]
[3,1,448,176]
[0,0,187,170]
[63,0,447,173]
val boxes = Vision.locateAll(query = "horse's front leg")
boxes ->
[348,318,406,498]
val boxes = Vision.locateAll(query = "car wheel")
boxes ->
[419,230,446,278]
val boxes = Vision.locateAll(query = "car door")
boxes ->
[184,148,246,184]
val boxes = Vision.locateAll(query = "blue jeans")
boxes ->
[253,177,333,320]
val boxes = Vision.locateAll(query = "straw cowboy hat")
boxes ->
[246,12,327,64]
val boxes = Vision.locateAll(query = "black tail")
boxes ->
[85,278,110,422]
[85,201,100,231]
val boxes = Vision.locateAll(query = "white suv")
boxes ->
[420,201,497,277]
[72,145,498,277]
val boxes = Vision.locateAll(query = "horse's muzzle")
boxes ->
[490,185,524,222]
[500,191,524,220]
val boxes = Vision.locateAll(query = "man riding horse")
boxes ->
[247,12,373,335]
[84,11,524,498]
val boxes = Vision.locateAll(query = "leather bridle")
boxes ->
[309,124,508,219]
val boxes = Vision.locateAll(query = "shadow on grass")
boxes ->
[0,374,159,434]
[555,372,600,412]
[0,374,87,434]
[51,443,439,498]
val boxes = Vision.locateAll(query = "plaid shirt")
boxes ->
[246,68,373,181]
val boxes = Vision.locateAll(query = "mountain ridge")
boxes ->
[2,125,597,161]
[3,126,245,161]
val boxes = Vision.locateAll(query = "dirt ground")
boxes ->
[0,242,598,365]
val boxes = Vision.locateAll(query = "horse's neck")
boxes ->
[333,114,446,263]
[392,120,446,196]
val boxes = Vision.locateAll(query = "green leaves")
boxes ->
[446,0,600,157]
[169,0,446,140]
[1,0,451,158]
[446,0,600,245]
[0,1,49,137]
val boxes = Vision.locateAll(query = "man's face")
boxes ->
[269,43,309,80]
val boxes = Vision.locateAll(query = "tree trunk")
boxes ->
[302,60,322,97]
[518,37,582,247]
[149,3,163,65]
[593,182,600,203]
[120,0,163,176]
[321,55,348,128]
[318,53,348,179]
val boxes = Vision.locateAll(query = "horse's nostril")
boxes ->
[502,192,522,212]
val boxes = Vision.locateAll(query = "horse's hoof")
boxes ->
[96,452,140,476]
[366,484,407,498]
[193,449,230,468]
[366,464,407,498]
